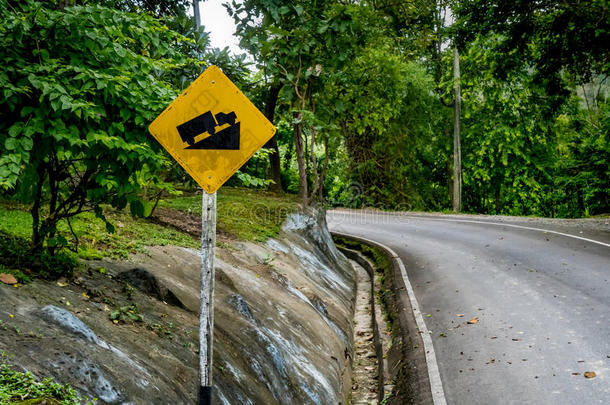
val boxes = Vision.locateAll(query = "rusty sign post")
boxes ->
[148,65,276,404]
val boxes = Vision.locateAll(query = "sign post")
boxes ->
[199,191,216,404]
[148,66,276,404]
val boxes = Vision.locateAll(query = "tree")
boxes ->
[229,0,358,204]
[453,0,610,100]
[0,1,192,255]
[455,35,559,215]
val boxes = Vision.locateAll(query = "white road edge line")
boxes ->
[331,210,610,248]
[332,231,448,405]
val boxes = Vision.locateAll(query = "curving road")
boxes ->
[328,210,610,405]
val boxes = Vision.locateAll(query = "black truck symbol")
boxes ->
[177,111,237,146]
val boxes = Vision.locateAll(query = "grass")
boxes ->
[0,205,198,261]
[0,187,299,269]
[159,187,299,241]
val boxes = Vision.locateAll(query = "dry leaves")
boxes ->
[0,273,17,285]
[584,372,596,379]
[467,317,479,324]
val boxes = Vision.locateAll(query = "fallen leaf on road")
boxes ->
[584,372,596,379]
[512,338,521,341]
[572,372,580,376]
[456,314,464,317]
[467,317,479,324]
[0,273,17,285]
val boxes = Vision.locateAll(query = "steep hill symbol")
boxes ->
[176,111,240,150]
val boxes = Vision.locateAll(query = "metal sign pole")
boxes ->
[199,190,216,405]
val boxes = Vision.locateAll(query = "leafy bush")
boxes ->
[0,1,191,256]
[109,305,143,324]
[0,363,84,404]
[0,231,76,279]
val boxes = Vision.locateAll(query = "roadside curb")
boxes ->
[332,231,448,405]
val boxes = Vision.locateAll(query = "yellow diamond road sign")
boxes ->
[148,65,276,194]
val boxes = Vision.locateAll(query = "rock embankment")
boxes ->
[0,208,357,404]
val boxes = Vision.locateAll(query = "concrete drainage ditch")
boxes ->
[338,245,394,404]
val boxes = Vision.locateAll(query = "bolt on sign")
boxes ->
[148,65,276,193]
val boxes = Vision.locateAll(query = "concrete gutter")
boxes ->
[332,231,447,405]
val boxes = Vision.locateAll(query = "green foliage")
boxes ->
[454,0,610,93]
[109,305,143,324]
[0,231,77,279]
[0,0,191,256]
[0,363,84,404]
[551,87,610,216]
[455,34,609,217]
[231,149,277,188]
[333,48,449,209]
[456,36,555,215]
[235,171,274,188]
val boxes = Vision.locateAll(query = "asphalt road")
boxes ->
[327,211,610,405]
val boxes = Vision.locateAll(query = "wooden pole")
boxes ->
[452,47,462,213]
[199,191,216,405]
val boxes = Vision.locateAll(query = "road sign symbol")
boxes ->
[148,65,276,193]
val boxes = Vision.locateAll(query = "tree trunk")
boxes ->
[293,112,308,204]
[263,84,283,192]
[495,185,501,214]
[452,48,462,213]
[309,126,319,204]
[319,138,329,203]
[31,163,46,252]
